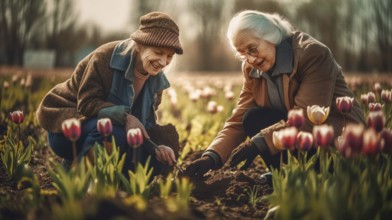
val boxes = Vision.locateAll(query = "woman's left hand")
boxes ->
[155,145,177,166]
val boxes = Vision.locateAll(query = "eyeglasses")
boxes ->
[234,45,260,61]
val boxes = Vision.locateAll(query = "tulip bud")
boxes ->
[97,118,113,137]
[207,101,218,114]
[297,131,313,151]
[189,90,200,102]
[381,90,392,103]
[225,91,234,100]
[287,108,305,129]
[373,83,382,94]
[127,128,143,148]
[336,96,354,114]
[10,110,24,124]
[367,92,376,103]
[367,111,385,133]
[273,127,298,151]
[313,125,334,148]
[3,81,9,90]
[361,128,383,156]
[368,103,384,112]
[360,94,368,105]
[62,118,81,142]
[307,105,330,125]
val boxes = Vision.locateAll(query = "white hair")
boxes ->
[227,10,294,49]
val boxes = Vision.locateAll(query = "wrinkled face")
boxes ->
[233,30,276,73]
[136,45,175,76]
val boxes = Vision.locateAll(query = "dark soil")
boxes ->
[0,125,272,220]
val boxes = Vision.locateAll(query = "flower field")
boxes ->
[0,68,392,219]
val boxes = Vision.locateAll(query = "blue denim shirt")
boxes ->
[99,40,170,129]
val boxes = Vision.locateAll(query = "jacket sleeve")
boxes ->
[206,71,257,164]
[77,52,114,118]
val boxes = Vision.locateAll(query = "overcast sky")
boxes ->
[76,0,131,33]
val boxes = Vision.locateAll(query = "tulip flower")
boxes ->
[361,129,383,156]
[381,90,392,103]
[10,110,24,124]
[373,83,382,94]
[313,125,334,148]
[225,90,234,100]
[336,96,354,114]
[10,110,24,146]
[207,101,218,114]
[3,81,9,90]
[360,94,368,105]
[366,92,376,103]
[297,131,313,151]
[337,124,364,158]
[189,90,201,102]
[287,109,305,129]
[127,128,143,148]
[272,127,298,151]
[307,105,330,125]
[368,103,384,112]
[97,118,113,137]
[367,111,385,133]
[62,118,81,160]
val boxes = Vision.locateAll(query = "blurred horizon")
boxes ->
[0,0,391,73]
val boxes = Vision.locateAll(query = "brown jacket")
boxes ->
[207,32,366,164]
[36,40,166,133]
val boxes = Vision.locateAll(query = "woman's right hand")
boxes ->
[125,114,150,139]
[184,156,214,179]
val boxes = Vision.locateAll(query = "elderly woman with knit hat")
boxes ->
[37,12,183,174]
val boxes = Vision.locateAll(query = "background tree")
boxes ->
[0,0,46,65]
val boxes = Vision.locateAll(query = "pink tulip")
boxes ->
[337,124,364,158]
[3,81,9,90]
[367,111,385,132]
[62,118,81,142]
[127,128,143,148]
[207,101,218,114]
[373,83,382,94]
[313,125,334,148]
[368,103,384,112]
[336,96,354,114]
[381,90,392,103]
[287,109,305,129]
[361,129,383,156]
[10,110,24,124]
[97,118,113,137]
[360,94,368,105]
[273,127,298,151]
[367,92,376,104]
[297,131,313,151]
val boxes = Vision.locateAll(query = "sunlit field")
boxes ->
[1,67,391,219]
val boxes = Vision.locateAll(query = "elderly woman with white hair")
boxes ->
[185,10,365,183]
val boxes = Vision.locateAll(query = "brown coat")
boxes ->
[207,32,366,164]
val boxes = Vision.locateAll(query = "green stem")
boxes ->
[72,141,77,161]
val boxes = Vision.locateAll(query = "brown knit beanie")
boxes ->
[130,12,183,54]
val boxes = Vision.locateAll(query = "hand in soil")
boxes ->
[229,140,259,170]
[183,156,214,180]
[154,145,177,166]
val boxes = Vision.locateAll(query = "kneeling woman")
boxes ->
[36,12,183,175]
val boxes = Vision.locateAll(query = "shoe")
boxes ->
[259,172,273,187]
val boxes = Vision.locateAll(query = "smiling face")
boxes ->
[135,45,175,76]
[233,30,276,73]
